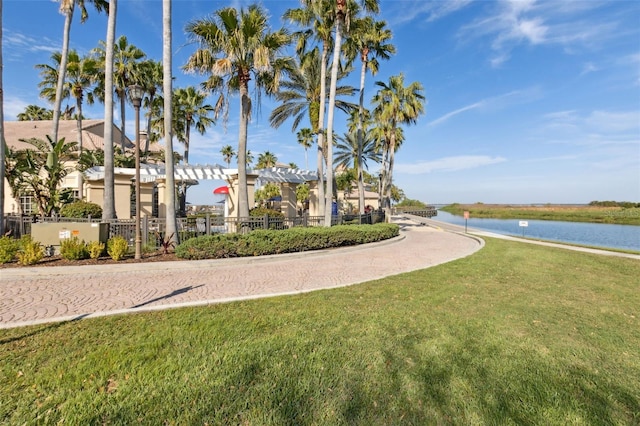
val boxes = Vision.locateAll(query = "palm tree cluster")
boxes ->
[2,0,426,234]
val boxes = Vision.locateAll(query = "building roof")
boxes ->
[2,119,160,152]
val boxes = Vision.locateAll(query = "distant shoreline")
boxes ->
[438,203,640,226]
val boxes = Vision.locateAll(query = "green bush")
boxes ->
[0,236,20,264]
[249,207,284,218]
[176,223,399,260]
[88,241,105,259]
[60,237,90,260]
[107,236,129,261]
[59,201,103,218]
[17,236,44,266]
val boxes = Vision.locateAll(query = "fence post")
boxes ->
[142,215,148,247]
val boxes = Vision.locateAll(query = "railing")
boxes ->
[3,211,384,249]
[394,206,438,218]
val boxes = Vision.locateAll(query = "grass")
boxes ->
[441,203,640,225]
[1,238,639,424]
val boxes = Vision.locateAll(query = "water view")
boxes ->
[431,210,640,252]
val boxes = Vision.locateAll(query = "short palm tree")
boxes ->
[296,128,314,170]
[17,105,54,121]
[256,151,278,169]
[220,145,235,167]
[37,49,100,197]
[184,5,291,218]
[371,73,425,221]
[173,87,215,165]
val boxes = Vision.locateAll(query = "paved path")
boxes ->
[0,217,483,329]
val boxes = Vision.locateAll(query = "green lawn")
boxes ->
[1,238,639,425]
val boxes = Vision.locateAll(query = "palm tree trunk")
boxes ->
[357,59,367,214]
[52,2,74,145]
[75,96,84,199]
[102,0,117,219]
[315,44,329,220]
[324,13,344,226]
[0,0,5,230]
[163,0,178,245]
[384,137,396,222]
[119,92,126,151]
[237,80,250,218]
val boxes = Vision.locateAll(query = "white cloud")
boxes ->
[396,155,507,174]
[429,87,542,126]
[387,0,472,26]
[459,0,622,67]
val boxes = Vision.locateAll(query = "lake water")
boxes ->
[431,210,640,251]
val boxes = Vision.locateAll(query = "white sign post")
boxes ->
[519,220,528,237]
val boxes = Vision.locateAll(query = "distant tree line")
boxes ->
[589,201,640,208]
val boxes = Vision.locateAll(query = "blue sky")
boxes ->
[3,0,640,205]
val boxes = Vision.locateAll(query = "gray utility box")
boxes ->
[31,222,110,255]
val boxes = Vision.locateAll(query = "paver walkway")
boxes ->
[1,217,483,329]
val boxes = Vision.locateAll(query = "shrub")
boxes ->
[249,207,284,218]
[88,241,105,259]
[0,236,20,264]
[59,201,103,218]
[175,223,400,260]
[60,237,90,260]
[107,236,129,261]
[17,236,44,266]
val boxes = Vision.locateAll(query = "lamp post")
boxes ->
[128,84,144,259]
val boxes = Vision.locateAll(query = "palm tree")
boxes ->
[138,59,163,158]
[256,151,278,169]
[335,125,380,173]
[94,35,145,151]
[270,47,355,169]
[344,15,394,213]
[323,0,380,225]
[221,145,235,167]
[284,1,336,220]
[163,0,178,246]
[184,5,291,219]
[173,87,215,165]
[37,49,100,197]
[51,0,108,147]
[17,105,54,121]
[102,0,117,219]
[297,128,313,170]
[371,73,425,221]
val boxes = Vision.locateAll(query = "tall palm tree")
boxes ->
[256,151,278,169]
[163,0,178,245]
[51,0,108,147]
[344,15,394,213]
[94,35,145,151]
[335,124,380,173]
[323,0,379,225]
[37,49,100,197]
[184,5,291,219]
[221,145,235,167]
[17,105,54,121]
[371,73,425,221]
[285,1,336,220]
[102,0,117,219]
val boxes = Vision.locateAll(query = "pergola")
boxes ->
[83,164,320,217]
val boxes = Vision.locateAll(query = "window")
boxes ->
[19,194,35,215]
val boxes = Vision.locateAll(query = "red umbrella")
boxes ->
[213,186,229,195]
